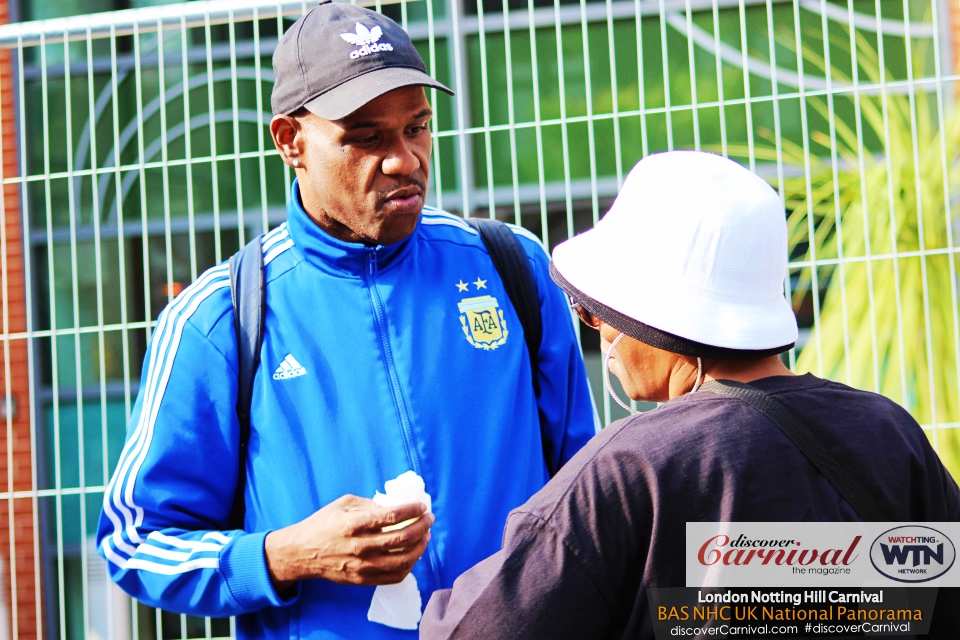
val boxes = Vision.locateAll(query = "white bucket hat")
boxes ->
[551,150,798,358]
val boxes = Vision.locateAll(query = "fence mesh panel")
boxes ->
[0,0,955,636]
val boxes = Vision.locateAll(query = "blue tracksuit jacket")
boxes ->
[97,181,598,638]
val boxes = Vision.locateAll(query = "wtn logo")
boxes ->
[870,526,956,583]
[879,541,944,567]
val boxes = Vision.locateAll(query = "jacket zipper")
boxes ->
[365,248,442,592]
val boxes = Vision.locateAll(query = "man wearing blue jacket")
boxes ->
[96,2,597,638]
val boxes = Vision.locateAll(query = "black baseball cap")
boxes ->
[271,0,454,119]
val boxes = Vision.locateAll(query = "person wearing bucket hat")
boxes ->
[420,151,960,639]
[96,2,598,639]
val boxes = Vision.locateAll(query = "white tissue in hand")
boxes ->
[367,573,423,630]
[371,470,432,532]
[367,471,432,630]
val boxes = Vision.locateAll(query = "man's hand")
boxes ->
[264,495,434,592]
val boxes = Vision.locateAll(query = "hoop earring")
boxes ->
[604,333,640,416]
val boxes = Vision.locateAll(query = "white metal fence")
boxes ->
[0,0,956,637]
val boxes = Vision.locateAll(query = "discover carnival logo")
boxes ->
[869,526,956,583]
[697,534,862,571]
[340,23,394,60]
[686,523,960,587]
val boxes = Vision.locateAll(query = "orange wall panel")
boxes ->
[0,0,42,637]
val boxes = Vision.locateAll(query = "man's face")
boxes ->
[276,86,433,246]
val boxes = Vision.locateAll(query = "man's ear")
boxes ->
[270,114,303,169]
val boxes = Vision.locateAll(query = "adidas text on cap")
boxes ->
[271,0,454,120]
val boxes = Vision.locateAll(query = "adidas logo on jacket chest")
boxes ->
[273,354,307,380]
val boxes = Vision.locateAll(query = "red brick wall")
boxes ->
[0,0,42,636]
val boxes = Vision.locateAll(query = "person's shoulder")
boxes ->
[559,399,725,466]
[502,221,550,260]
[515,405,699,516]
[607,392,747,444]
[761,373,920,425]
[417,207,484,247]
[162,262,233,338]
[514,390,817,527]
[507,409,696,569]
[812,376,911,412]
[541,395,772,503]
[260,222,300,281]
[179,225,299,336]
[418,208,549,261]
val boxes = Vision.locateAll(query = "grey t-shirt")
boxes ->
[420,374,960,639]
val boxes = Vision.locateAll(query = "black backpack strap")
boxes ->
[228,234,265,529]
[467,218,542,395]
[466,218,555,475]
[699,379,888,522]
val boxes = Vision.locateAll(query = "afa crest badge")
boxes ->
[458,295,508,350]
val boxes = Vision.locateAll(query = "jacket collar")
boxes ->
[286,179,417,277]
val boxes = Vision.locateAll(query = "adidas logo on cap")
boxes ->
[270,2,453,121]
[273,354,307,380]
[340,23,394,60]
